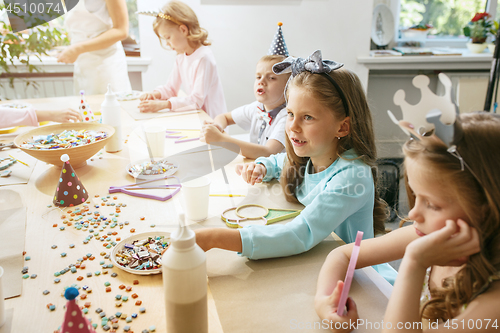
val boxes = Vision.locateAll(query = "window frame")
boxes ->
[394,0,497,47]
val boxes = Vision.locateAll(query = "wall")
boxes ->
[137,0,373,114]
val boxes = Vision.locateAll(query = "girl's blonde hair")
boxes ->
[280,69,388,235]
[403,112,500,321]
[153,1,210,48]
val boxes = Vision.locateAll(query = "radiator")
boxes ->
[0,75,74,100]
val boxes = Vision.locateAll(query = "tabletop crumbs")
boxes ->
[47,303,56,311]
[54,278,61,283]
[51,245,57,249]
[24,256,31,261]
[139,307,146,313]
[22,274,29,279]
[30,274,37,279]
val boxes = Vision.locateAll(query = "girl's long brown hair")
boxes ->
[403,112,500,321]
[280,69,387,235]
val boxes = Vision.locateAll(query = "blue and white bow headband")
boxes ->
[272,50,349,115]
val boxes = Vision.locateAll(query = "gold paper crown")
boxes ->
[137,11,182,26]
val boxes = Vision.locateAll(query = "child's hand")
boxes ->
[202,120,224,133]
[235,162,266,185]
[406,219,480,269]
[37,109,82,123]
[315,281,359,333]
[138,100,171,113]
[139,91,161,101]
[200,124,226,144]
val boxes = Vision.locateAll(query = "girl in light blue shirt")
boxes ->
[195,50,396,283]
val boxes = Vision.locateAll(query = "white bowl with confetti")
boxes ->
[111,231,170,275]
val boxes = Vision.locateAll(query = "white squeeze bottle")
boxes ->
[162,213,208,333]
[101,84,122,152]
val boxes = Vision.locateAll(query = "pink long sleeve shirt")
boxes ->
[0,107,38,128]
[154,45,227,118]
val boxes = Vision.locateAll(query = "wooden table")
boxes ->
[0,96,392,333]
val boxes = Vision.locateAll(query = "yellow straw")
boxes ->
[209,194,245,197]
[9,155,29,167]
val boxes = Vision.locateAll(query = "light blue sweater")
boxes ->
[238,149,397,284]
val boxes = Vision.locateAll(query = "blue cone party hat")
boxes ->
[268,22,289,57]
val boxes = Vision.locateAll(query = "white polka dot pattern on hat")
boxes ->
[72,310,77,316]
[268,25,289,57]
[79,323,84,329]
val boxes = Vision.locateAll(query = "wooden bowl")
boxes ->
[14,122,115,168]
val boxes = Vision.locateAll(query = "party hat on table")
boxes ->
[268,22,289,57]
[53,154,89,207]
[60,287,96,333]
[79,90,96,122]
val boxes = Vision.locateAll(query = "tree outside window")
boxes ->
[399,0,487,39]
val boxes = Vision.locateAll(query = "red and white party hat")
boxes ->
[53,154,89,207]
[79,90,96,122]
[60,287,96,333]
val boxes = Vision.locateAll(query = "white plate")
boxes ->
[111,231,170,275]
[115,90,142,101]
[126,158,178,180]
[371,4,395,46]
[0,102,31,109]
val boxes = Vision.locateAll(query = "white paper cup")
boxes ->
[182,176,211,221]
[145,126,166,158]
[0,266,5,328]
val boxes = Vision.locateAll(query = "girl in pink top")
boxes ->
[139,1,227,118]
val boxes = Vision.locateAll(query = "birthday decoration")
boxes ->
[268,22,289,57]
[79,90,96,122]
[60,287,96,333]
[53,154,89,207]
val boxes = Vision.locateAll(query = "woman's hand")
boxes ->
[139,91,161,101]
[138,100,171,113]
[315,281,359,333]
[235,162,266,185]
[406,219,480,269]
[200,123,226,144]
[56,45,81,64]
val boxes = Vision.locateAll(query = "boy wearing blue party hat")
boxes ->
[200,23,290,159]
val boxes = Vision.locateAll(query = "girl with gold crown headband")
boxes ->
[138,1,226,118]
[316,74,500,331]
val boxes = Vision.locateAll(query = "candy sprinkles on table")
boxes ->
[36,195,159,332]
[20,129,108,150]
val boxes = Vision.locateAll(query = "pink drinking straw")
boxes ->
[336,230,363,316]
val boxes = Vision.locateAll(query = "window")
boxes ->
[398,0,490,43]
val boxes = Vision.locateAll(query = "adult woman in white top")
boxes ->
[57,0,132,95]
